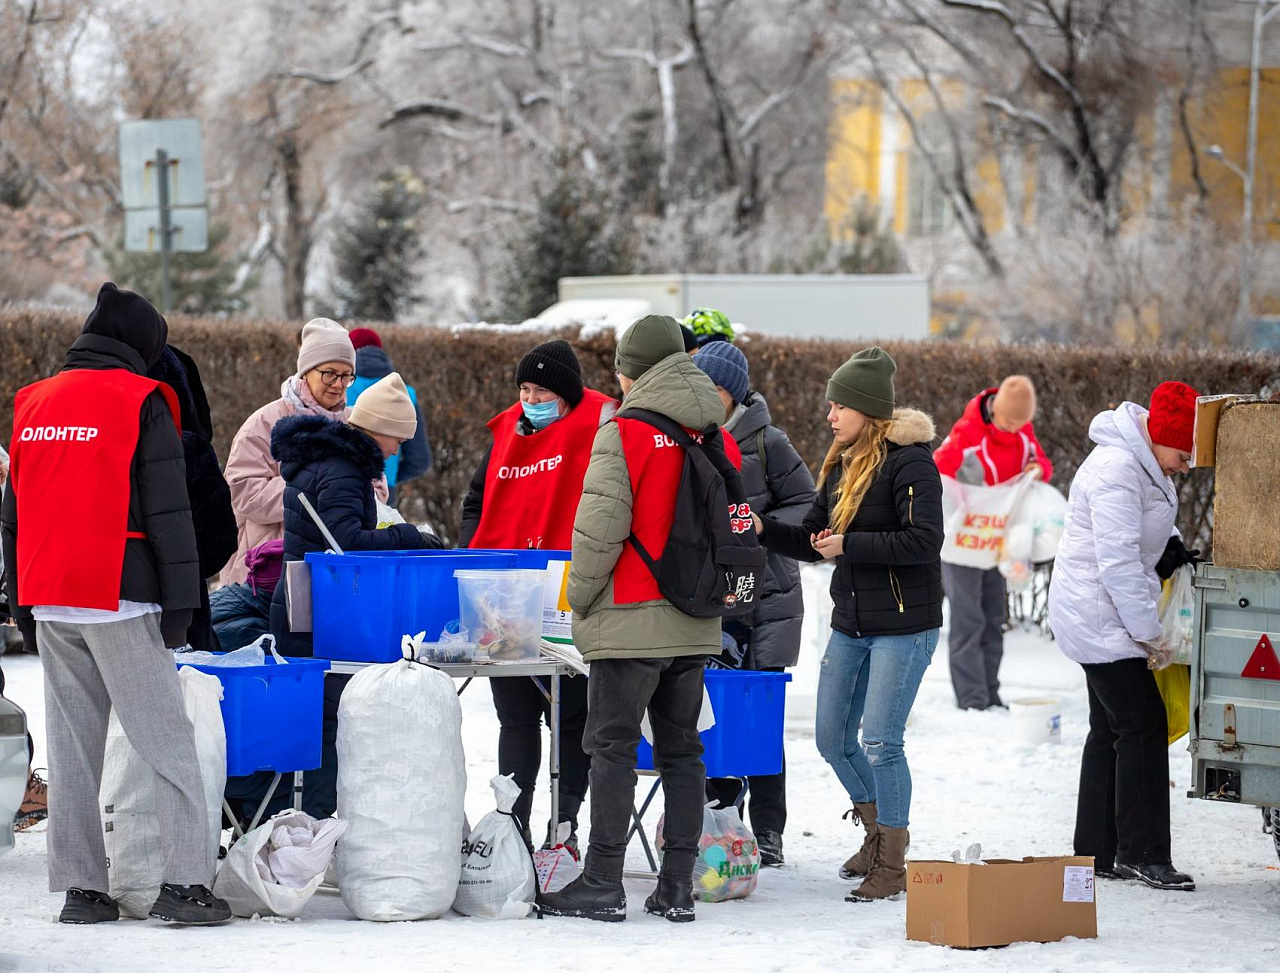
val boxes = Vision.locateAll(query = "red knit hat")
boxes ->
[349,327,382,350]
[1148,381,1199,453]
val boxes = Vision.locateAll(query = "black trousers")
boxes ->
[1074,658,1172,869]
[584,656,706,881]
[490,673,590,836]
[706,666,787,835]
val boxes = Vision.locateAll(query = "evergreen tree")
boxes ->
[106,222,255,315]
[332,167,426,321]
[495,160,634,321]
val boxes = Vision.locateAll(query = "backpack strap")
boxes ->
[616,407,697,448]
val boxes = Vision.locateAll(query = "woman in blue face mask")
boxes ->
[457,339,619,855]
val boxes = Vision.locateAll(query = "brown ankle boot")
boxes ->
[846,825,909,902]
[839,803,879,880]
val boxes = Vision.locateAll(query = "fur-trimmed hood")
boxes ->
[270,413,386,481]
[887,408,936,447]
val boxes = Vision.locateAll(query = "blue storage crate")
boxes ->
[306,550,516,662]
[636,670,791,777]
[464,548,571,569]
[177,657,330,777]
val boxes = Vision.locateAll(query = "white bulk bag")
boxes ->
[453,775,537,919]
[102,666,226,918]
[335,659,466,921]
[214,810,347,919]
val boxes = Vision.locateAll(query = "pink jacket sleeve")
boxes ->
[225,405,287,526]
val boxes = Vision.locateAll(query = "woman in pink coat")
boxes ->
[221,319,362,584]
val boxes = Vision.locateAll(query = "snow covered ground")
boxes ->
[2,566,1277,973]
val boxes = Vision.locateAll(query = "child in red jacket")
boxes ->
[934,376,1051,710]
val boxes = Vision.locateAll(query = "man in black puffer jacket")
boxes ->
[148,346,237,652]
[225,372,440,823]
[694,341,816,866]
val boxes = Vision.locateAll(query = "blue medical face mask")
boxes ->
[521,397,562,430]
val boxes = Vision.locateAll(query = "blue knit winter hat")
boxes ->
[695,340,750,405]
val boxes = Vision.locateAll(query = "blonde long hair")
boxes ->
[818,417,893,534]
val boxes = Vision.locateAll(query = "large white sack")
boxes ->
[214,810,346,919]
[453,775,537,919]
[335,659,466,921]
[103,666,226,918]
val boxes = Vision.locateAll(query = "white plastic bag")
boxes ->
[453,775,537,919]
[335,658,466,921]
[940,475,1035,569]
[533,822,581,894]
[175,633,286,668]
[102,667,227,918]
[1159,565,1196,667]
[1008,481,1068,564]
[657,804,760,903]
[213,810,347,918]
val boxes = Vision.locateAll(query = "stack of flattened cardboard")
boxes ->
[1196,396,1280,571]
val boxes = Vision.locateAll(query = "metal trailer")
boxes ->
[1189,564,1280,861]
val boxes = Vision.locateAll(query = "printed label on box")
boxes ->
[1062,865,1094,903]
[543,560,573,642]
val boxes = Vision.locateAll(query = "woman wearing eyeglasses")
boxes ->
[220,318,378,585]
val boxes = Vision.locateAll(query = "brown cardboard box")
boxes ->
[906,856,1097,949]
[1213,400,1280,571]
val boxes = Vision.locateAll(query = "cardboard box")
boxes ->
[906,856,1097,949]
[1213,401,1280,571]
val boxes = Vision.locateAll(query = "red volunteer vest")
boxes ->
[612,417,742,605]
[9,369,181,610]
[467,389,614,550]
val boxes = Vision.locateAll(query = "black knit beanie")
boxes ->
[515,339,584,407]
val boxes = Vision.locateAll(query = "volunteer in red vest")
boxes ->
[933,376,1053,711]
[1,283,231,926]
[541,314,731,924]
[458,339,617,852]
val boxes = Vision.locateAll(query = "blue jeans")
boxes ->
[815,628,939,829]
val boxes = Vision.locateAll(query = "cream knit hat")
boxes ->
[349,372,418,440]
[297,317,355,375]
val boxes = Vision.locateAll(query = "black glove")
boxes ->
[160,610,193,649]
[1155,536,1202,581]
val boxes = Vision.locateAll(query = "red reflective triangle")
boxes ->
[1241,634,1280,681]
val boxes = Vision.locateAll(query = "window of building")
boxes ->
[907,147,954,237]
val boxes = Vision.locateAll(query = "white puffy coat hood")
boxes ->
[1048,403,1179,665]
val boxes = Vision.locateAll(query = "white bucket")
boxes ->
[1009,696,1062,746]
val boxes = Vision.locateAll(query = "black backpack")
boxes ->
[618,408,767,619]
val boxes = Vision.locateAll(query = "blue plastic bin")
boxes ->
[177,657,330,777]
[306,550,516,661]
[636,670,791,778]
[463,548,571,569]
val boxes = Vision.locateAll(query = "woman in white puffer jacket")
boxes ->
[1049,382,1200,893]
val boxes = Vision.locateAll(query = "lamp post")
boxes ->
[1211,0,1280,333]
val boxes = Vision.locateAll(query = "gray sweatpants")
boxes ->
[39,613,212,893]
[943,562,1007,710]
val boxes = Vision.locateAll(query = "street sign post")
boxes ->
[118,118,209,312]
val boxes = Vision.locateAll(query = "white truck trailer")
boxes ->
[538,273,932,342]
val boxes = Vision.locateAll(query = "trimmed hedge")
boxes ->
[4,307,1279,550]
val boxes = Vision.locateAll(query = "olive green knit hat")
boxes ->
[615,314,685,380]
[826,346,897,419]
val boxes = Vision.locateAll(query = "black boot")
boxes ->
[1113,862,1196,891]
[755,829,784,867]
[644,875,695,923]
[59,888,119,924]
[148,883,233,924]
[538,872,627,922]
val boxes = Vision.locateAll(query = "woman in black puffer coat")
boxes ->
[756,347,943,905]
[226,373,440,825]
